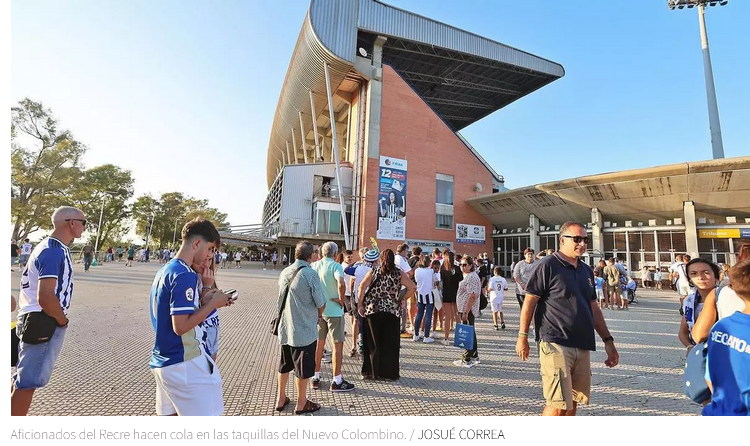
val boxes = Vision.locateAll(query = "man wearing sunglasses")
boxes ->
[12,206,86,416]
[516,221,619,416]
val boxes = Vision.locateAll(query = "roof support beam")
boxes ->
[398,70,520,96]
[309,90,321,162]
[335,90,354,104]
[297,111,308,164]
[285,141,292,166]
[420,96,496,110]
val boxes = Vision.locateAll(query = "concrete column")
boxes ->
[529,214,540,253]
[590,208,604,264]
[365,36,386,159]
[683,201,699,258]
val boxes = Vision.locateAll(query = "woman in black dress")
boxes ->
[440,251,461,345]
[357,249,415,380]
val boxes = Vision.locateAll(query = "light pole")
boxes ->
[94,190,120,259]
[144,212,155,254]
[668,0,728,159]
[172,215,183,248]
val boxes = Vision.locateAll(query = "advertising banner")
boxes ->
[376,156,408,240]
[456,223,486,245]
[698,228,740,239]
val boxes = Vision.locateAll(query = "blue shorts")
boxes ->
[206,326,220,357]
[11,256,18,266]
[14,324,67,389]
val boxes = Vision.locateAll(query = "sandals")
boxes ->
[295,399,321,415]
[275,396,290,412]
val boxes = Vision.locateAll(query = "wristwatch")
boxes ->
[602,335,614,343]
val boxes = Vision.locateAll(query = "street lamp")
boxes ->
[94,190,120,258]
[667,0,728,159]
[172,215,183,248]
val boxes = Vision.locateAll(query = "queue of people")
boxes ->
[11,208,750,417]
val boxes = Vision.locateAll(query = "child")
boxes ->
[594,270,606,309]
[486,266,508,330]
[703,258,750,416]
[654,269,663,290]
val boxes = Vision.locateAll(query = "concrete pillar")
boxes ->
[365,36,386,159]
[529,214,540,253]
[590,208,604,264]
[683,201,699,258]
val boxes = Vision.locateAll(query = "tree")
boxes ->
[11,98,87,240]
[131,192,229,248]
[70,164,135,249]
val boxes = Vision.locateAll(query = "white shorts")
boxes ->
[679,283,690,298]
[152,354,223,416]
[490,297,504,312]
[596,289,604,301]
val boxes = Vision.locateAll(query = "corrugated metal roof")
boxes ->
[358,0,564,77]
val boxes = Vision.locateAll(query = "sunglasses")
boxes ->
[460,263,470,267]
[65,219,87,226]
[562,235,589,244]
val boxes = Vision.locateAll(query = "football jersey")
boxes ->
[21,243,33,255]
[18,237,74,317]
[703,312,750,416]
[149,258,206,368]
[488,276,507,300]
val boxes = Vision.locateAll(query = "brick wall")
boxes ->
[359,65,495,256]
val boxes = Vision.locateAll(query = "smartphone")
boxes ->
[223,289,239,300]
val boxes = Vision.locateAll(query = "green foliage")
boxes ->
[11,98,87,240]
[131,192,230,248]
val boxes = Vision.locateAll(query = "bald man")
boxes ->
[12,206,86,416]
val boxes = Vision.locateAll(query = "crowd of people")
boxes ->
[10,207,750,417]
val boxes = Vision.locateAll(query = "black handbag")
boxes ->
[270,266,306,336]
[19,311,58,344]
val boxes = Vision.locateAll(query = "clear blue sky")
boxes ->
[11,0,749,227]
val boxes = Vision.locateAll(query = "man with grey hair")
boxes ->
[275,241,326,414]
[311,241,354,392]
[12,206,85,415]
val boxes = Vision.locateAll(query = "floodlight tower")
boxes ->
[668,0,727,159]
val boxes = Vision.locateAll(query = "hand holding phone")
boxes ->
[223,289,239,300]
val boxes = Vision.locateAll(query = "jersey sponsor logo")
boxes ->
[186,287,194,302]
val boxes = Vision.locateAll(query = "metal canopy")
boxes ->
[467,157,750,230]
[358,34,561,131]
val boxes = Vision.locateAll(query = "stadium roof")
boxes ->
[467,156,750,230]
[265,0,564,187]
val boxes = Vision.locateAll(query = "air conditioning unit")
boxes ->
[554,225,561,230]
[604,221,611,228]
[502,229,507,234]
[726,216,737,224]
[612,223,618,227]
[637,222,644,227]
[625,221,633,227]
[674,218,682,225]
[649,220,657,226]
[666,220,672,226]
[709,219,716,224]
[587,223,592,228]
[698,217,707,224]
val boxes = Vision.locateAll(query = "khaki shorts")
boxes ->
[538,341,591,411]
[318,316,345,344]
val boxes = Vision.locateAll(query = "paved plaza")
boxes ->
[11,260,701,416]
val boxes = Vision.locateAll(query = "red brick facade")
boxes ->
[358,65,495,256]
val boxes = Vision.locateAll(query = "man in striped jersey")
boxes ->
[12,206,85,416]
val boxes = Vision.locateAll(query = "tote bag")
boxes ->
[432,289,443,310]
[453,323,475,350]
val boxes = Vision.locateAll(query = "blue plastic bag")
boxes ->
[683,341,710,404]
[454,323,475,350]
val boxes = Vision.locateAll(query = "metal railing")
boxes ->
[313,185,352,200]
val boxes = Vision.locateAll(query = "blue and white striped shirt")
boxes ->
[18,237,74,317]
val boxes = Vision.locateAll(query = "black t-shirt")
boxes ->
[11,244,19,256]
[525,253,597,351]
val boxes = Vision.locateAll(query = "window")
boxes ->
[436,214,453,229]
[435,173,454,229]
[436,174,454,205]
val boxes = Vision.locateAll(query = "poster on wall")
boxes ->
[456,223,486,244]
[376,156,408,240]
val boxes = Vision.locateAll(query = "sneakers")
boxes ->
[349,348,357,357]
[423,337,435,344]
[501,322,506,330]
[322,356,332,364]
[452,359,474,368]
[413,335,421,342]
[312,378,321,390]
[400,331,412,339]
[472,357,480,364]
[330,379,355,392]
[493,324,499,330]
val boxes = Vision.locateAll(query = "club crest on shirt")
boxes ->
[186,287,195,301]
